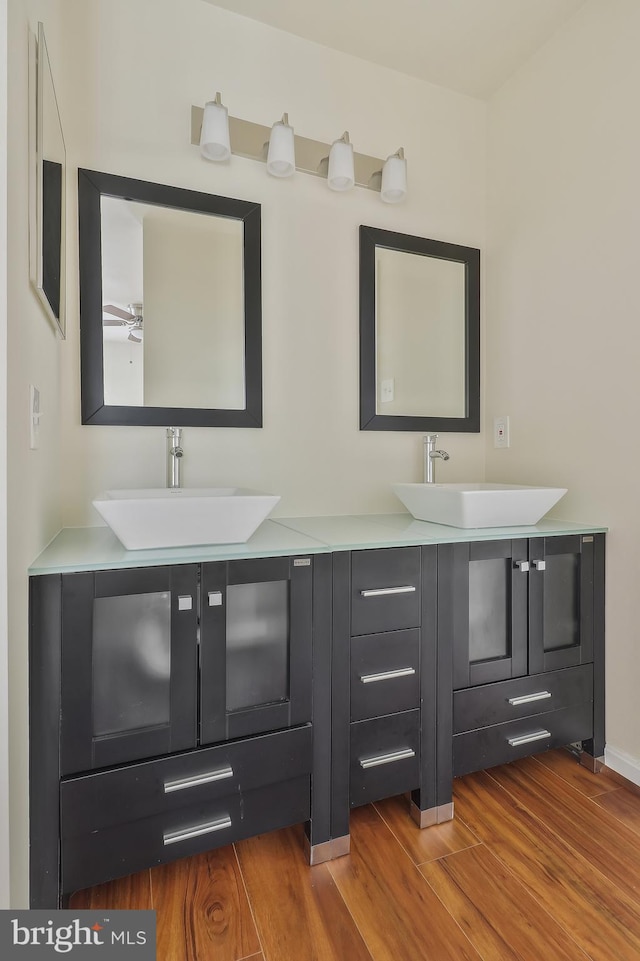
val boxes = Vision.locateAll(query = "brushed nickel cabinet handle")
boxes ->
[507,730,551,748]
[163,765,234,794]
[360,667,416,684]
[163,815,232,846]
[359,747,415,769]
[532,559,546,571]
[514,560,530,573]
[507,691,552,707]
[360,586,416,598]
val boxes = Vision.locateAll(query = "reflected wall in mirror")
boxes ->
[78,169,262,426]
[359,226,480,432]
[30,23,66,337]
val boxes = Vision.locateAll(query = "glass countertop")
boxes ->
[29,513,608,576]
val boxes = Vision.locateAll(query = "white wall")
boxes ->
[6,0,65,906]
[0,0,9,912]
[485,0,640,777]
[4,0,486,907]
[57,0,486,523]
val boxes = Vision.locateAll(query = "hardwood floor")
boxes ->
[70,749,640,960]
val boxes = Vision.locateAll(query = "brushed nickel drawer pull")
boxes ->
[360,586,416,598]
[163,815,232,846]
[359,747,415,769]
[163,766,234,794]
[507,730,551,748]
[508,691,552,707]
[360,667,416,684]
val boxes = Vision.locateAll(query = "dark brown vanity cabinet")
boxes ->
[439,533,605,778]
[331,546,447,844]
[59,565,200,776]
[29,554,327,908]
[28,526,606,906]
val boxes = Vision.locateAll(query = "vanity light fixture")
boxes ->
[199,92,231,162]
[381,148,407,204]
[327,131,355,192]
[266,113,296,178]
[191,99,408,201]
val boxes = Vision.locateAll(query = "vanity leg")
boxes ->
[329,553,352,855]
[29,575,64,909]
[580,533,606,775]
[305,553,351,865]
[579,750,605,774]
[409,799,454,829]
[411,545,454,832]
[304,834,351,865]
[305,554,337,862]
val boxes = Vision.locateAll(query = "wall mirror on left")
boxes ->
[30,22,66,337]
[78,170,262,426]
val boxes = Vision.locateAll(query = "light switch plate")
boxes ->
[29,385,40,450]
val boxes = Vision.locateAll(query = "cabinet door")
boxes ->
[60,565,198,776]
[528,535,594,674]
[449,540,528,690]
[200,555,312,744]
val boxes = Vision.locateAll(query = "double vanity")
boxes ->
[27,73,604,913]
[28,507,605,908]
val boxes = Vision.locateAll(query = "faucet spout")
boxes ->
[424,434,450,484]
[166,427,184,489]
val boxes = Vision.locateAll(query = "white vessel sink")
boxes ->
[92,488,281,550]
[392,483,567,529]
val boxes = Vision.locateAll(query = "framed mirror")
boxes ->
[78,169,262,427]
[359,225,480,432]
[30,22,66,337]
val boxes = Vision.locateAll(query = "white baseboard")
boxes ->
[604,745,640,788]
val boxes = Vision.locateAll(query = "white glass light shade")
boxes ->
[267,120,295,177]
[328,138,355,191]
[381,152,408,203]
[200,98,231,162]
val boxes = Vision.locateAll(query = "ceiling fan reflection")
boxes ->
[103,303,143,343]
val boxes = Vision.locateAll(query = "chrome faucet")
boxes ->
[166,427,184,489]
[424,434,449,484]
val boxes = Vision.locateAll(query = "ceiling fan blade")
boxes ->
[103,318,125,326]
[103,304,134,321]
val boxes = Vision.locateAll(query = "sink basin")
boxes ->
[392,483,567,529]
[92,488,281,550]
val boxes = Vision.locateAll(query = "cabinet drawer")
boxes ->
[350,710,420,808]
[453,701,593,777]
[453,665,593,734]
[350,630,420,721]
[62,774,310,895]
[351,548,421,636]
[61,725,312,838]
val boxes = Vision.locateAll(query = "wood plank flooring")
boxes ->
[70,749,640,960]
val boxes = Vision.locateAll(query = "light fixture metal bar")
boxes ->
[191,105,383,190]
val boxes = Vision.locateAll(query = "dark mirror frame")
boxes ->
[359,225,480,432]
[30,23,66,338]
[78,168,262,427]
